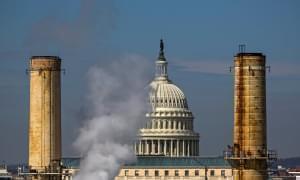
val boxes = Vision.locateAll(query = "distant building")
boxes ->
[134,39,199,157]
[0,164,12,179]
[115,40,230,180]
[115,156,233,180]
[60,158,80,180]
[288,168,300,180]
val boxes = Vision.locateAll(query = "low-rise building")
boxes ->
[61,158,80,180]
[0,164,12,179]
[115,156,233,180]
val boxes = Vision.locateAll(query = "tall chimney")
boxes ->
[28,56,62,176]
[232,52,268,180]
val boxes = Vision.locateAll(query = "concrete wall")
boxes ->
[28,56,62,173]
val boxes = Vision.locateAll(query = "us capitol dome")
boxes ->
[134,40,200,157]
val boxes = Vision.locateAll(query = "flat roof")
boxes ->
[61,158,81,169]
[61,156,232,169]
[124,156,231,168]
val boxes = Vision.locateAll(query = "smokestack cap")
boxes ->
[30,56,61,69]
[235,53,265,57]
[31,56,61,61]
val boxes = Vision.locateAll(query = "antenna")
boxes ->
[238,44,246,53]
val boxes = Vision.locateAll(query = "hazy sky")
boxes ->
[1,0,300,164]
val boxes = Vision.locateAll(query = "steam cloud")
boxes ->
[74,55,151,180]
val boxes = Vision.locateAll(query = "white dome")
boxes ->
[134,40,199,158]
[149,80,188,110]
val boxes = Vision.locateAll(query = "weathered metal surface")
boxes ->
[233,53,267,180]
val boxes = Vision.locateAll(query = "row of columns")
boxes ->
[135,139,199,157]
[147,119,193,130]
[151,98,186,108]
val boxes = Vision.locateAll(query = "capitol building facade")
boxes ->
[115,41,233,180]
[134,40,199,158]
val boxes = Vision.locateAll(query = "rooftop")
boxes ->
[60,156,232,169]
[124,156,231,168]
[61,157,81,169]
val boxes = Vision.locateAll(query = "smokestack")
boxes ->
[28,56,62,176]
[232,51,268,180]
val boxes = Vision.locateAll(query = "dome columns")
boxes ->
[147,118,194,131]
[135,138,199,157]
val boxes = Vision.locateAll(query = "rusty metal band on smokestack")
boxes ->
[28,56,62,174]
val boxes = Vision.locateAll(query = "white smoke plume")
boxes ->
[74,55,151,180]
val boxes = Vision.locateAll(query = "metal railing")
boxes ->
[223,149,277,161]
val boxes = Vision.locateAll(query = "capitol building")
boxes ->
[134,40,199,157]
[114,41,233,180]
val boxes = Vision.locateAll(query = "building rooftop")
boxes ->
[124,156,231,168]
[60,156,232,169]
[61,158,81,169]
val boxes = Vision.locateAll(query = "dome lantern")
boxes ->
[155,39,168,80]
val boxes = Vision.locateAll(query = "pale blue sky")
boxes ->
[0,0,299,163]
